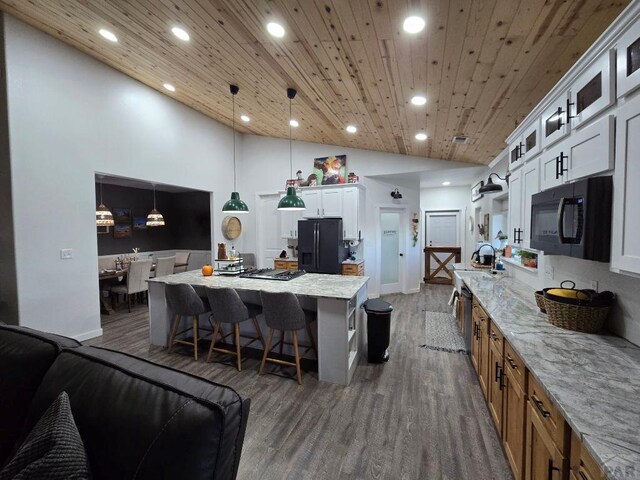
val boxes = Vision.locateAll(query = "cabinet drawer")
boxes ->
[528,374,568,452]
[571,431,606,480]
[504,341,526,392]
[489,322,504,352]
[287,261,298,270]
[342,263,364,276]
[274,260,288,269]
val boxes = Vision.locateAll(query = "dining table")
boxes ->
[98,262,188,315]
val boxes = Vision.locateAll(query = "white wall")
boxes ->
[237,134,465,297]
[3,15,237,339]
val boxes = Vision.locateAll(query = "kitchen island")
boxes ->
[148,271,369,385]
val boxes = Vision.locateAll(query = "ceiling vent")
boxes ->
[452,135,470,145]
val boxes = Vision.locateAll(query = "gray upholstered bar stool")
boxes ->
[259,291,318,385]
[205,287,265,371]
[165,283,211,361]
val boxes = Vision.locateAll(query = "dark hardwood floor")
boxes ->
[88,285,513,480]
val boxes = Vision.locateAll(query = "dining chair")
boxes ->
[154,256,176,278]
[109,259,152,312]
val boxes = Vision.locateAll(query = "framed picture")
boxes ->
[313,155,347,185]
[471,182,484,202]
[113,224,131,239]
[112,208,131,224]
[133,217,147,230]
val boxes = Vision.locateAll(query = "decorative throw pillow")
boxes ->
[0,392,90,480]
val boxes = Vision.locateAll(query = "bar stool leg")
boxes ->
[206,320,221,362]
[193,315,199,361]
[235,323,242,371]
[259,328,274,376]
[252,316,265,348]
[292,331,303,385]
[305,322,318,359]
[279,331,285,356]
[168,314,181,353]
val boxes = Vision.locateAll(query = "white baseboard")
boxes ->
[73,328,103,342]
[406,287,420,294]
[367,293,380,299]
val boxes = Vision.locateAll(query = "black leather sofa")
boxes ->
[0,324,250,479]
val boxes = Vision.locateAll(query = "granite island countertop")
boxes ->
[149,270,369,300]
[457,272,640,480]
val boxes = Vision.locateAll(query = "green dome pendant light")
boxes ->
[222,84,249,214]
[277,88,306,211]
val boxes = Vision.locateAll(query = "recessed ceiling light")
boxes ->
[346,125,357,133]
[163,83,176,92]
[99,29,118,42]
[442,181,451,186]
[240,115,250,122]
[289,119,299,127]
[411,95,427,106]
[415,132,428,141]
[403,16,425,34]
[266,22,286,38]
[171,27,190,41]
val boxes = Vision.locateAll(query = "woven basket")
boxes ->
[543,297,609,333]
[534,291,547,313]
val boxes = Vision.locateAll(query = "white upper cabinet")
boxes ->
[566,114,614,181]
[321,189,342,217]
[279,195,303,239]
[521,159,540,249]
[342,187,360,240]
[508,168,523,246]
[569,49,615,129]
[541,90,571,149]
[508,137,525,171]
[540,140,568,191]
[300,189,322,218]
[611,94,640,276]
[522,119,541,161]
[617,20,640,98]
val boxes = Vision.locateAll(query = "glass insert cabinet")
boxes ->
[617,21,640,98]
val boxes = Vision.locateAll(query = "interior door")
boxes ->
[379,210,404,294]
[256,194,283,268]
[425,211,459,278]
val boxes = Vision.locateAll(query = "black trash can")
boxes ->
[363,299,393,363]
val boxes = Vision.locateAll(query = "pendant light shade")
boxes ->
[478,172,510,195]
[147,184,165,227]
[278,88,306,211]
[96,180,114,226]
[223,84,249,214]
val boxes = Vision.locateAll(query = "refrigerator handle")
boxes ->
[315,223,320,271]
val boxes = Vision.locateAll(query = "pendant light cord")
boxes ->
[100,181,103,204]
[232,91,237,192]
[289,97,293,178]
[153,185,156,209]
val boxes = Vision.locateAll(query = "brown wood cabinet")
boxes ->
[341,261,364,276]
[274,259,298,270]
[525,375,569,480]
[474,302,490,399]
[488,323,505,433]
[471,312,481,374]
[503,342,527,480]
[570,431,606,480]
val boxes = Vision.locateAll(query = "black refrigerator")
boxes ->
[298,218,349,274]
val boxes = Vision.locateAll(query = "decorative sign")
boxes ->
[471,182,484,202]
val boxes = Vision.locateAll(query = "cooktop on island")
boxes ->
[239,269,306,281]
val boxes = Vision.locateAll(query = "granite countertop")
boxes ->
[149,270,369,300]
[458,272,640,480]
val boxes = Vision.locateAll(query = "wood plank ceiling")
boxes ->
[0,0,630,165]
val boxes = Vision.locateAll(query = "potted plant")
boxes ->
[519,250,537,268]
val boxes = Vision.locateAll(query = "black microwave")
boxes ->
[530,176,612,262]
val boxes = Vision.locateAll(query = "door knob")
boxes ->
[399,253,404,257]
